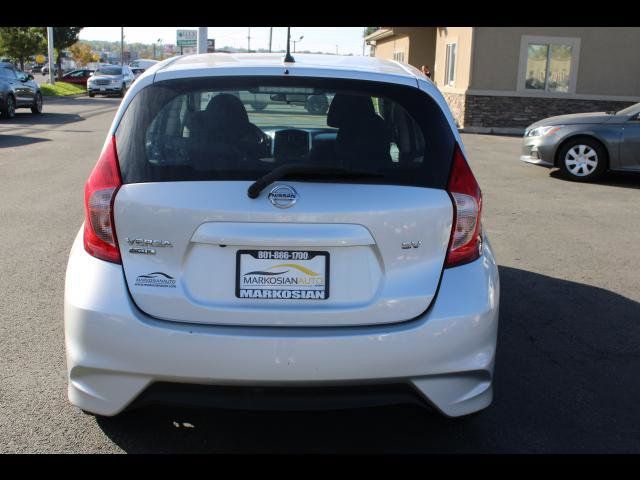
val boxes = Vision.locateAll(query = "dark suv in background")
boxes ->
[0,62,43,119]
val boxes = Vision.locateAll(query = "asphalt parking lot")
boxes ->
[1,97,639,453]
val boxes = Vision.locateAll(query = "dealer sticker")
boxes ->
[236,250,329,300]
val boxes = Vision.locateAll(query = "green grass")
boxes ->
[39,81,86,97]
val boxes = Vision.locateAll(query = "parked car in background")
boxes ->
[237,90,330,114]
[131,67,146,79]
[30,65,43,74]
[0,62,43,118]
[41,64,58,76]
[62,69,95,88]
[129,58,158,70]
[521,103,640,181]
[87,65,134,97]
[65,53,499,418]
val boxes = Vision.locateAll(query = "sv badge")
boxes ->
[401,241,422,249]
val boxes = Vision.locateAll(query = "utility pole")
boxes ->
[47,27,55,85]
[247,27,251,52]
[268,27,273,53]
[120,27,124,66]
[336,44,339,55]
[197,27,207,54]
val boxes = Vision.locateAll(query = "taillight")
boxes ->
[445,143,483,267]
[83,135,122,263]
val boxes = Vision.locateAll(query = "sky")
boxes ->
[79,27,370,55]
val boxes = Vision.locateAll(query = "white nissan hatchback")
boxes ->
[65,53,500,417]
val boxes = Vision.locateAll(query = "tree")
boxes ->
[0,27,46,71]
[69,42,95,67]
[40,27,83,79]
[364,27,379,37]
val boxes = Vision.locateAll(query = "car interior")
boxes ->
[145,88,426,178]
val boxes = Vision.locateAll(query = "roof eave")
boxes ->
[364,29,395,44]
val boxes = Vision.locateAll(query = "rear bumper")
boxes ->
[64,229,500,417]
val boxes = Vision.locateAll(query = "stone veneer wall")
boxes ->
[462,95,636,129]
[441,92,466,128]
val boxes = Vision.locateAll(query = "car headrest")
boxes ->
[205,93,250,128]
[327,94,376,128]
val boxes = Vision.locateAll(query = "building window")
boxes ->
[445,43,457,86]
[393,51,405,63]
[518,36,581,94]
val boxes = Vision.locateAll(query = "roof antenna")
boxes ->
[284,27,295,63]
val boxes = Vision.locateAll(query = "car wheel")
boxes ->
[88,92,95,98]
[31,92,43,114]
[119,84,126,98]
[305,95,329,115]
[2,95,16,119]
[558,138,607,181]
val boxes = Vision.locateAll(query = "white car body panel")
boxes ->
[115,182,452,327]
[65,229,500,417]
[65,53,500,417]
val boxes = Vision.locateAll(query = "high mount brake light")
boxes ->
[445,143,483,267]
[83,135,122,263]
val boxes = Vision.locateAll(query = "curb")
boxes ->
[459,126,525,137]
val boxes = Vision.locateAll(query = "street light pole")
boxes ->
[47,27,55,85]
[362,27,366,55]
[120,27,124,66]
[269,27,273,53]
[293,35,303,53]
[247,27,251,52]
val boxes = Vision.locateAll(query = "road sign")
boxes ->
[207,39,215,53]
[35,54,46,64]
[177,29,197,47]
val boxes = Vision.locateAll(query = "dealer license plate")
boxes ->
[236,250,329,300]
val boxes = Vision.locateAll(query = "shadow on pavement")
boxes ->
[2,112,83,126]
[45,96,122,105]
[549,169,640,189]
[96,266,640,453]
[0,135,50,148]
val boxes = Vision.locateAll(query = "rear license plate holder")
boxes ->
[236,250,329,300]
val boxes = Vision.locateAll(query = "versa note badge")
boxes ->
[268,185,298,208]
[126,238,173,255]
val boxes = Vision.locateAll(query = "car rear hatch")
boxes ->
[112,75,458,327]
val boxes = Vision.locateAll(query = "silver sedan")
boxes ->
[521,103,640,181]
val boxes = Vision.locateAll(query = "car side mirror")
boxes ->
[27,73,34,80]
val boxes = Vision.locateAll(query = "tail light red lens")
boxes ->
[445,143,483,267]
[83,136,122,263]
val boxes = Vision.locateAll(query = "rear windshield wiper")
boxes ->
[247,164,383,198]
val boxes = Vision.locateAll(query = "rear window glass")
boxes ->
[116,76,455,188]
[96,67,122,75]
